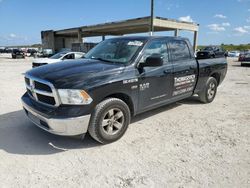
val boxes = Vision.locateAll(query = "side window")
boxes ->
[168,40,191,61]
[140,40,168,63]
[64,53,75,59]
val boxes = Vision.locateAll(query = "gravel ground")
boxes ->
[0,54,249,188]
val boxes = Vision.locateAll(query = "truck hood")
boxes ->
[26,59,125,89]
[33,58,61,64]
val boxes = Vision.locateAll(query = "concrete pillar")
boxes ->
[193,31,198,52]
[41,30,55,53]
[78,29,82,43]
[174,29,179,37]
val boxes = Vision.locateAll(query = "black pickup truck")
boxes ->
[196,46,225,59]
[21,36,227,144]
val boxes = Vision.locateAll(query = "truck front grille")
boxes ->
[34,81,52,92]
[36,93,56,105]
[25,75,60,107]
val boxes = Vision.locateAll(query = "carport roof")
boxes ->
[53,16,199,37]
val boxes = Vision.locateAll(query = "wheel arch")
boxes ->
[102,93,135,116]
[210,72,220,85]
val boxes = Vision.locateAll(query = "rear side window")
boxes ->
[168,40,191,61]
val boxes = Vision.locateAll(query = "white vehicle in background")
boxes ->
[32,51,85,68]
[228,51,240,57]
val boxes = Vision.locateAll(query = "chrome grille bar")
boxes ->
[24,74,60,107]
[25,84,54,97]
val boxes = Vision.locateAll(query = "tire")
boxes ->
[88,98,131,144]
[199,77,218,103]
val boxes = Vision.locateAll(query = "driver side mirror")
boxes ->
[139,54,164,68]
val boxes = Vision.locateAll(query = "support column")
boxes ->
[174,29,179,37]
[149,0,154,36]
[78,29,82,43]
[102,35,106,41]
[193,31,198,52]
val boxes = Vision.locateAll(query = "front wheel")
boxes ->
[199,77,218,103]
[88,98,131,144]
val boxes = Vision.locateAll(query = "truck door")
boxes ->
[137,39,173,111]
[168,40,198,98]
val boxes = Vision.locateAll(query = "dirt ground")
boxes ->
[0,53,249,188]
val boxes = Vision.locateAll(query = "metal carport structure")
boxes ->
[41,16,199,52]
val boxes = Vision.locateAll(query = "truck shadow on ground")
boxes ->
[0,110,100,155]
[0,96,201,155]
[232,64,250,67]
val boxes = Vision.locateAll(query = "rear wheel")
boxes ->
[199,77,218,103]
[88,98,131,144]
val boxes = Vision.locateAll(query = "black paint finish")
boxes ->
[22,36,227,119]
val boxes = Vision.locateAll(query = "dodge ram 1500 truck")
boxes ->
[21,36,227,144]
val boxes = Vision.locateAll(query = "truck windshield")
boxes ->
[84,38,145,64]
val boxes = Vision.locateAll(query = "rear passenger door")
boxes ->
[168,40,198,98]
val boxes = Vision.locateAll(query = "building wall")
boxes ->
[54,37,79,52]
[41,30,96,53]
[41,30,55,52]
[41,30,80,53]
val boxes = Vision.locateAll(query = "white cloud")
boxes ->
[207,24,225,31]
[234,27,248,34]
[222,22,230,27]
[214,14,227,19]
[9,33,17,38]
[244,25,250,29]
[178,15,194,23]
[247,17,250,23]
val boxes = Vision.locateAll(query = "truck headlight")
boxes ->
[58,89,93,105]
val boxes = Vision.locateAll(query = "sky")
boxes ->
[0,0,249,46]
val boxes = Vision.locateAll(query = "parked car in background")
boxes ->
[26,48,38,57]
[0,47,5,53]
[238,50,250,61]
[32,51,85,68]
[11,49,25,59]
[36,48,54,58]
[196,46,225,59]
[228,51,240,57]
[240,52,250,66]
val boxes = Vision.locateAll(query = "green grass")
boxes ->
[198,44,250,51]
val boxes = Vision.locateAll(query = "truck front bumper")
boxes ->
[22,98,91,136]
